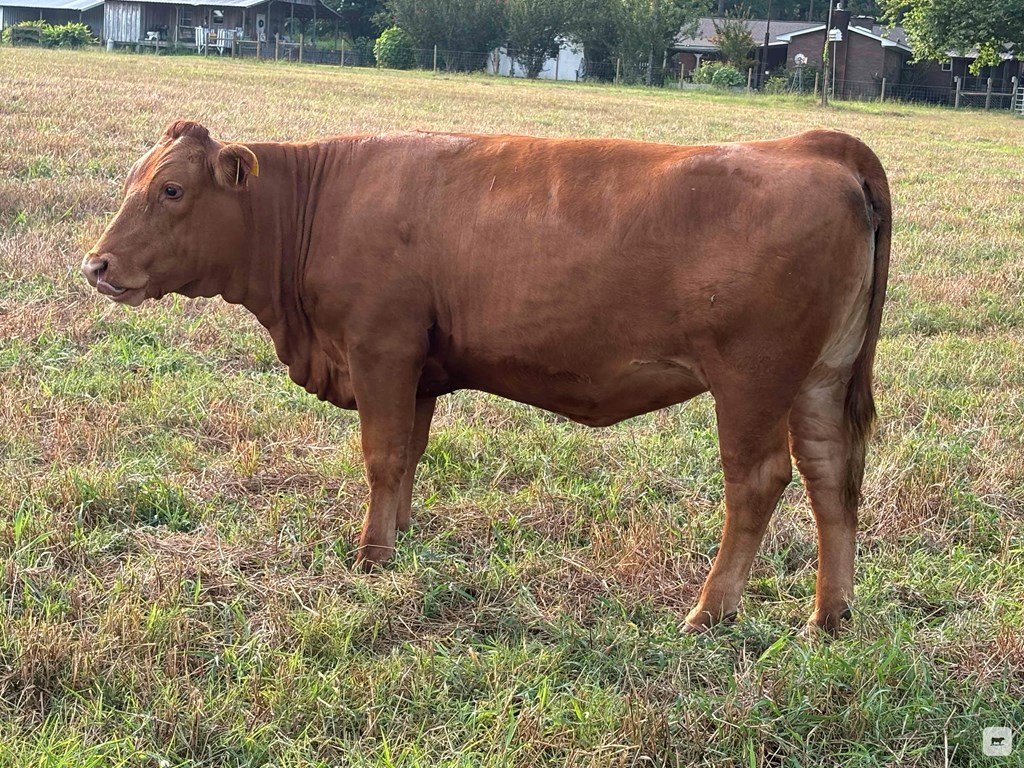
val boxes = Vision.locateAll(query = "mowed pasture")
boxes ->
[1,47,1023,767]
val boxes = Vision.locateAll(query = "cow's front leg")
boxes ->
[350,351,422,571]
[396,396,436,532]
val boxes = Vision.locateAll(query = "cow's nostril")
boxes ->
[82,256,108,280]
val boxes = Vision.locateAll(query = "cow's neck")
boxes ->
[225,139,355,406]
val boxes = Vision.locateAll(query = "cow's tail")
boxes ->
[843,143,891,511]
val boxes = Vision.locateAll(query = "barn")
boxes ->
[0,0,103,37]
[100,0,335,49]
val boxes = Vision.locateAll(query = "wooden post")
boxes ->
[615,57,621,85]
[985,77,993,109]
[1012,76,1020,111]
[954,76,961,108]
[298,33,303,62]
[678,64,684,89]
[747,67,753,91]
[433,44,437,73]
[256,37,261,59]
[813,71,819,100]
[275,32,279,61]
[880,77,886,102]
[555,51,559,81]
[340,39,344,66]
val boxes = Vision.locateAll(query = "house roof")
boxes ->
[673,17,820,53]
[131,0,328,7]
[1,0,101,10]
[776,22,912,53]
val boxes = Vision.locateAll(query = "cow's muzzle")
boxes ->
[81,253,127,296]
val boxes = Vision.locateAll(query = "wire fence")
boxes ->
[134,38,1023,111]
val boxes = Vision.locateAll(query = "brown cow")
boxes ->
[82,121,890,634]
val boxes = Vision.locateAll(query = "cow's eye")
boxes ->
[163,184,182,200]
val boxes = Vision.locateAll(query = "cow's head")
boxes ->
[82,120,259,306]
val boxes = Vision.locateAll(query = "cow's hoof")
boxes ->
[354,544,394,572]
[804,606,852,637]
[683,609,737,634]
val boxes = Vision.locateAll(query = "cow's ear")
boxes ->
[214,143,259,189]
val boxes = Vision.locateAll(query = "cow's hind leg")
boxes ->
[396,396,436,532]
[685,400,793,632]
[789,378,863,633]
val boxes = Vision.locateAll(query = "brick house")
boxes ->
[777,11,912,98]
[672,17,819,78]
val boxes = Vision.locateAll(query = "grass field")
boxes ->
[2,47,1023,767]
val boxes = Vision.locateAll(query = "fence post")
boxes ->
[813,72,819,100]
[615,58,620,85]
[433,44,437,73]
[678,64,684,89]
[1012,77,1019,111]
[555,52,559,81]
[275,33,280,62]
[954,76,961,108]
[256,38,261,59]
[340,40,344,66]
[747,67,753,92]
[985,77,993,109]
[880,77,886,103]
[298,34,303,63]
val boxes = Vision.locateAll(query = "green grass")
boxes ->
[1,47,1023,767]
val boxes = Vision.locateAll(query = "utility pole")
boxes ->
[821,0,833,106]
[760,0,772,89]
[647,0,660,87]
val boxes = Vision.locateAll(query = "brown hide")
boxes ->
[83,123,891,634]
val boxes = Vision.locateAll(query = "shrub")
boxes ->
[692,61,745,88]
[43,22,95,48]
[2,21,45,45]
[374,26,415,69]
[2,21,94,47]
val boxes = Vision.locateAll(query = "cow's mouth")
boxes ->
[95,278,149,306]
[96,279,127,297]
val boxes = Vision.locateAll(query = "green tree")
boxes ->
[712,6,756,69]
[879,0,1023,73]
[504,0,576,78]
[616,0,710,85]
[324,0,384,40]
[384,0,506,61]
[567,0,621,78]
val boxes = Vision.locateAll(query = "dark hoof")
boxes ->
[683,610,737,634]
[805,606,852,637]
[354,543,394,573]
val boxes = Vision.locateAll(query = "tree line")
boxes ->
[328,0,710,80]
[326,0,1022,79]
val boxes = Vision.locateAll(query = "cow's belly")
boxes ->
[455,355,710,427]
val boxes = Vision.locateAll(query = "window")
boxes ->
[212,9,224,25]
[941,60,952,72]
[180,8,192,25]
